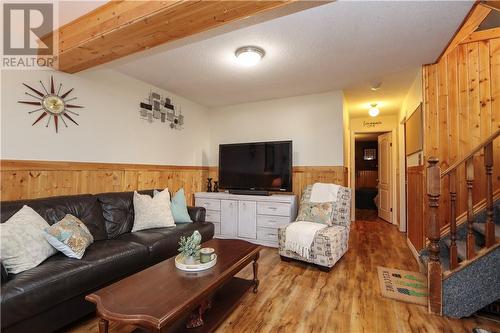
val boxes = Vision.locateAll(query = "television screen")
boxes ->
[219,141,292,192]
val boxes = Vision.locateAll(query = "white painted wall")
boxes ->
[398,70,423,232]
[208,91,345,166]
[0,68,211,166]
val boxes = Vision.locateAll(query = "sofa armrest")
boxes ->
[187,206,206,223]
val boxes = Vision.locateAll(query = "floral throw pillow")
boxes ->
[44,214,94,259]
[296,201,335,225]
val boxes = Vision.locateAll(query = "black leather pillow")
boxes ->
[0,195,108,241]
[1,261,8,283]
[97,190,154,239]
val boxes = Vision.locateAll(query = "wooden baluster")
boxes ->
[466,158,475,259]
[426,157,442,315]
[449,170,458,269]
[484,142,494,247]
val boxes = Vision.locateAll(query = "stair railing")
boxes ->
[426,129,499,315]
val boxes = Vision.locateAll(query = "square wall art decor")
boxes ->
[139,90,184,129]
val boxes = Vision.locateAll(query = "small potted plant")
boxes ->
[178,230,202,264]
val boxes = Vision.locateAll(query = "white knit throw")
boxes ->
[310,183,340,203]
[284,221,326,260]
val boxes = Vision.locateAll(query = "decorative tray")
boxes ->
[175,254,217,272]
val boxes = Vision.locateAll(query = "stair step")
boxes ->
[420,250,451,272]
[473,223,500,238]
[444,239,481,261]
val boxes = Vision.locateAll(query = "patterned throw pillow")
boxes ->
[44,214,94,259]
[0,205,58,274]
[296,201,335,225]
[133,188,175,232]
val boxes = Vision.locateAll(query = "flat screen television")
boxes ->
[219,141,292,193]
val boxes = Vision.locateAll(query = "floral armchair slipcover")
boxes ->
[278,185,352,269]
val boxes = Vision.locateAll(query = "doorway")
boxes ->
[354,132,393,223]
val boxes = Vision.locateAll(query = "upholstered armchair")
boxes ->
[278,184,352,271]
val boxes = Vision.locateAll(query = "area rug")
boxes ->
[377,266,427,306]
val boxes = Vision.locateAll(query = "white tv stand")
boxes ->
[194,192,298,248]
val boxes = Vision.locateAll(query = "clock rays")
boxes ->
[18,76,82,133]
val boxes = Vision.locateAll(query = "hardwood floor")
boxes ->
[355,208,379,221]
[65,219,499,333]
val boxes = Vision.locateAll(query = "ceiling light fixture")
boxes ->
[235,46,265,66]
[368,103,380,117]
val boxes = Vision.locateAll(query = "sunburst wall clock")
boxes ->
[18,76,83,133]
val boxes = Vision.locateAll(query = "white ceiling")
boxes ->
[107,0,472,108]
[57,1,105,29]
[343,67,420,118]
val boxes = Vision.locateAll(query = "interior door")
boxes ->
[238,201,257,239]
[378,132,392,222]
[221,200,237,236]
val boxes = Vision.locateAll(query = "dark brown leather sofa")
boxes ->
[0,190,213,333]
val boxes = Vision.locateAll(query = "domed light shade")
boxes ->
[368,103,380,117]
[235,46,265,66]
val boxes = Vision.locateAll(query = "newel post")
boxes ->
[426,157,442,315]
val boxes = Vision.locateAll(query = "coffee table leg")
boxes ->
[98,318,109,333]
[253,252,260,293]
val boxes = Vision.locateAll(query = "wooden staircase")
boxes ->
[425,129,500,317]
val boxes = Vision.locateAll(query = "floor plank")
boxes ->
[64,219,499,333]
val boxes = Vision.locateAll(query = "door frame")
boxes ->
[350,128,398,225]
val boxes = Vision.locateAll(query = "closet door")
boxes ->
[238,201,257,239]
[220,200,237,237]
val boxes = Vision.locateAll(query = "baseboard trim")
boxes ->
[407,237,421,266]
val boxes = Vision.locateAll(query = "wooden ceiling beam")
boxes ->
[436,3,491,62]
[480,1,500,11]
[460,27,500,44]
[44,0,298,73]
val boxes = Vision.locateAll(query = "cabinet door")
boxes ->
[238,201,257,239]
[220,200,237,237]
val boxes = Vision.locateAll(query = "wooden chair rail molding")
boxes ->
[44,0,302,73]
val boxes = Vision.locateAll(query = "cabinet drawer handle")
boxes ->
[268,207,277,210]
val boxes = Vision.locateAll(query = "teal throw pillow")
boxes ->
[154,188,192,223]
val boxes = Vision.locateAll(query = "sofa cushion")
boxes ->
[1,205,58,274]
[1,254,92,328]
[132,190,175,232]
[79,239,149,281]
[97,190,154,239]
[1,195,107,241]
[44,214,94,259]
[117,222,215,263]
[155,188,192,223]
[1,239,149,328]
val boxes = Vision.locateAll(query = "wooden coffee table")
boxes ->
[85,239,261,333]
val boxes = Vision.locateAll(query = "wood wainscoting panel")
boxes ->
[1,161,346,205]
[407,165,425,251]
[207,166,346,201]
[422,37,500,230]
[355,170,378,189]
[0,160,209,205]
